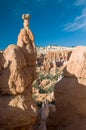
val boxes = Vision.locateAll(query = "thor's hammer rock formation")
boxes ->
[0,14,38,130]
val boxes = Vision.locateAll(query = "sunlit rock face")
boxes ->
[37,50,72,75]
[0,14,38,130]
[17,14,37,67]
[54,46,86,130]
[63,46,86,78]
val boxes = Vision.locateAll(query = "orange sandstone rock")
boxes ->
[54,46,86,129]
[0,14,38,130]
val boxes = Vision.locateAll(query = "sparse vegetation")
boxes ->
[33,68,63,105]
[33,81,39,89]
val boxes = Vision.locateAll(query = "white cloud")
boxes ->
[74,0,86,6]
[63,8,86,32]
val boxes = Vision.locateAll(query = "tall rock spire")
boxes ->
[0,14,38,130]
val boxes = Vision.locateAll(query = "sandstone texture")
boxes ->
[64,46,86,78]
[54,46,86,129]
[0,14,38,130]
[0,89,37,128]
[17,28,37,66]
[37,50,72,74]
[0,45,35,95]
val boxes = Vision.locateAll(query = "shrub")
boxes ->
[38,73,44,81]
[47,85,54,94]
[39,84,54,94]
[33,81,39,89]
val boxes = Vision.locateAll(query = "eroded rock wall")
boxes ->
[37,50,72,74]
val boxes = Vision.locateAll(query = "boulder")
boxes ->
[0,44,35,95]
[55,77,86,126]
[0,89,37,128]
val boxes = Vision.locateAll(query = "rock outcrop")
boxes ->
[0,14,38,130]
[37,50,72,74]
[54,46,86,130]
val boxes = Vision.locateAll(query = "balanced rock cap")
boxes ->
[22,14,31,20]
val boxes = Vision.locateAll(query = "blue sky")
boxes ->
[0,0,86,49]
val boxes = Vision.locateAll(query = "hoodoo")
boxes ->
[0,14,38,130]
